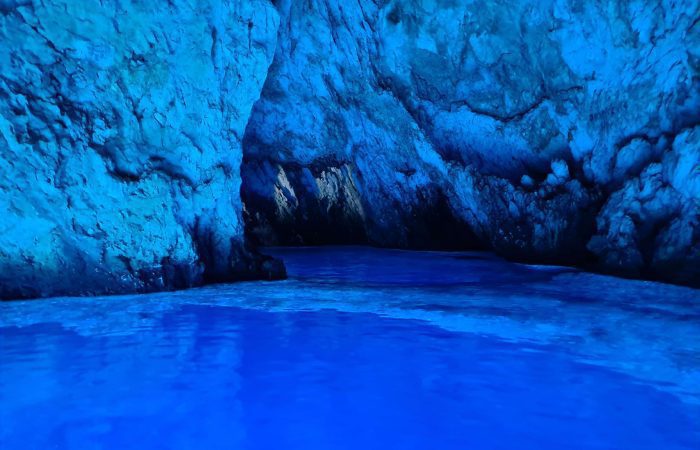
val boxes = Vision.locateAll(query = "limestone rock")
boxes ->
[0,0,284,299]
[242,0,700,285]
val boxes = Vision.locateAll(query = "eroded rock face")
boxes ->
[0,0,284,299]
[1,0,697,298]
[242,0,700,285]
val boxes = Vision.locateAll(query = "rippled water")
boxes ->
[1,247,699,449]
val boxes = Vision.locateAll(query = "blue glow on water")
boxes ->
[1,247,699,449]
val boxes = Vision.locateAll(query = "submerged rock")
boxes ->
[242,0,700,285]
[0,0,284,299]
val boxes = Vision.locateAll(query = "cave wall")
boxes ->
[0,0,283,299]
[0,0,698,299]
[242,0,700,285]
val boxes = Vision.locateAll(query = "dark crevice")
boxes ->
[449,85,584,124]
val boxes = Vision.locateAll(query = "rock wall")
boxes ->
[242,0,700,285]
[0,0,284,299]
[1,0,698,299]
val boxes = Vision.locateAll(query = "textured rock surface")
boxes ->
[242,0,700,285]
[1,0,698,299]
[0,0,284,299]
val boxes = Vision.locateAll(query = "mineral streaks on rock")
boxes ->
[0,0,282,299]
[242,0,700,285]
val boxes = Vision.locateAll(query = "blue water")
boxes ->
[1,248,699,449]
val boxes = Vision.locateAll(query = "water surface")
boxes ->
[1,247,699,449]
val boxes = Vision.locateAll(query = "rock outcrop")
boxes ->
[1,0,698,299]
[243,0,700,285]
[0,0,284,299]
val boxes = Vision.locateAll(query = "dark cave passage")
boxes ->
[240,153,486,252]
